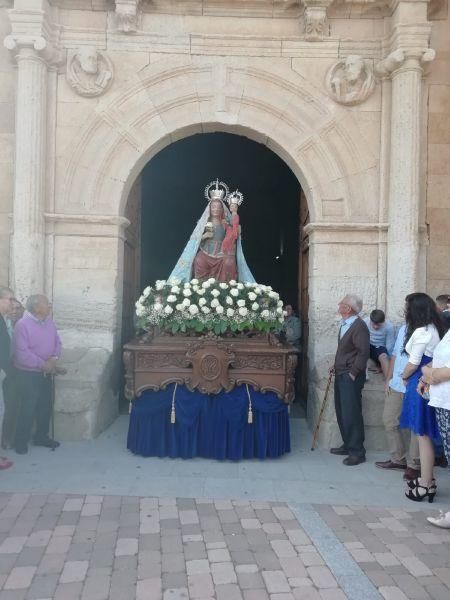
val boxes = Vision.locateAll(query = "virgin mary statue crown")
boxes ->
[204,178,229,202]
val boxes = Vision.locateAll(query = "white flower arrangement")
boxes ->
[135,278,284,336]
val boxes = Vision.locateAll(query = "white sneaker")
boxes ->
[427,510,450,529]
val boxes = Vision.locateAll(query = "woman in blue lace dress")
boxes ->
[400,293,448,502]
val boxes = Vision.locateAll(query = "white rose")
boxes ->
[279,316,284,323]
[189,304,199,315]
[155,280,166,291]
[238,307,248,317]
[229,279,237,286]
[183,289,192,297]
[230,288,239,297]
[255,287,261,294]
[251,302,259,311]
[167,295,177,303]
[277,300,283,307]
[225,296,233,305]
[199,297,207,306]
[191,278,199,285]
[267,286,273,291]
[135,300,141,309]
[136,305,145,317]
[216,305,224,315]
[143,286,151,297]
[202,281,210,289]
[175,304,184,311]
[168,277,180,285]
[164,305,173,315]
[276,307,283,315]
[182,298,191,307]
[211,298,219,308]
[171,286,180,294]
[248,292,257,301]
[201,306,211,314]
[192,285,199,293]
[211,289,220,298]
[219,282,228,289]
[197,288,205,295]
[269,291,279,299]
[237,283,244,290]
[154,303,163,312]
[261,309,270,319]
[208,278,215,284]
[226,308,234,317]
[237,299,245,307]
[184,282,191,287]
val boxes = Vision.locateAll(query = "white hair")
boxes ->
[344,294,363,314]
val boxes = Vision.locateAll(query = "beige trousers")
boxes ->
[383,389,420,468]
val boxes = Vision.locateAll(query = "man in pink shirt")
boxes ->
[13,294,62,454]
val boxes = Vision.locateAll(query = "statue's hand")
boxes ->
[202,231,214,240]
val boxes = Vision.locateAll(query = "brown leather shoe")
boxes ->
[343,455,366,466]
[330,447,348,456]
[403,467,420,481]
[375,460,406,470]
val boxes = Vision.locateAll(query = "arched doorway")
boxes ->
[121,131,308,412]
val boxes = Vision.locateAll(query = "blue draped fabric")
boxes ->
[127,384,290,460]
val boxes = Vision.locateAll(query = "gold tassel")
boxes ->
[246,384,253,425]
[129,401,132,414]
[170,383,178,424]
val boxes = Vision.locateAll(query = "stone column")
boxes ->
[4,11,61,298]
[4,39,48,297]
[377,48,434,320]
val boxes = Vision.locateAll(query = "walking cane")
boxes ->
[310,370,334,451]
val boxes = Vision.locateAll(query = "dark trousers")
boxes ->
[14,370,52,451]
[1,370,19,449]
[334,372,366,458]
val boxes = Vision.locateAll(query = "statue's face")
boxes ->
[77,47,99,75]
[210,200,223,219]
[344,56,364,83]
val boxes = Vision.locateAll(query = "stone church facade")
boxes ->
[0,0,449,446]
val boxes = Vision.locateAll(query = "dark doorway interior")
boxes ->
[140,132,301,306]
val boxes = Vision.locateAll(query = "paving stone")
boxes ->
[261,571,290,594]
[243,590,269,600]
[114,538,138,557]
[25,573,59,599]
[237,571,265,589]
[161,553,186,574]
[292,588,321,599]
[232,551,255,565]
[136,578,162,600]
[270,540,296,558]
[319,590,348,599]
[162,572,187,589]
[0,537,27,554]
[211,562,237,585]
[15,547,45,567]
[186,560,210,576]
[270,594,295,600]
[299,552,324,567]
[254,551,281,571]
[60,560,89,584]
[279,557,307,578]
[188,573,214,598]
[163,588,188,600]
[207,548,231,563]
[4,567,36,590]
[288,577,313,587]
[215,583,243,600]
[399,556,433,577]
[241,519,261,530]
[379,587,410,600]
[306,567,337,589]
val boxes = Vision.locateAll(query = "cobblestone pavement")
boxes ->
[0,493,449,600]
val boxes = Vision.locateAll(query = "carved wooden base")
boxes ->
[124,332,298,403]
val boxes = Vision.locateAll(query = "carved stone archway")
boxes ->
[49,55,379,440]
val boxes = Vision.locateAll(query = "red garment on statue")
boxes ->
[193,250,237,282]
[221,213,239,255]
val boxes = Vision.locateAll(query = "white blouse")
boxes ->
[404,325,441,366]
[429,330,450,411]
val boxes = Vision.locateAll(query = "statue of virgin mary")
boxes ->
[168,179,255,284]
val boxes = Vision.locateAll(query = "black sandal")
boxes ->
[405,479,437,503]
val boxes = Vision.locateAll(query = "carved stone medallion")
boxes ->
[326,55,375,106]
[66,47,114,98]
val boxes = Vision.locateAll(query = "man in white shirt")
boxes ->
[375,324,420,480]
